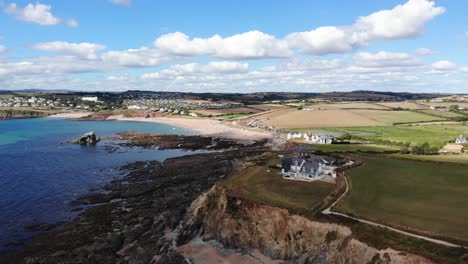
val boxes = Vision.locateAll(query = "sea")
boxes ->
[0,117,196,250]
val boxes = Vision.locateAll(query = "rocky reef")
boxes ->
[0,109,52,120]
[3,134,268,263]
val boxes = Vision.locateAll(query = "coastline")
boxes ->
[113,116,272,143]
[48,112,92,119]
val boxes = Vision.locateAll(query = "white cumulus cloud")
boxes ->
[32,42,106,60]
[286,0,444,55]
[107,73,130,81]
[101,47,173,67]
[4,2,60,26]
[432,60,456,70]
[354,51,421,68]
[0,45,6,53]
[142,61,248,79]
[415,48,436,55]
[154,31,292,59]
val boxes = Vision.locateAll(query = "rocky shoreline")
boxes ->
[2,133,269,263]
[0,109,54,120]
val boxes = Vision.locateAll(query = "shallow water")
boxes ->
[0,118,196,248]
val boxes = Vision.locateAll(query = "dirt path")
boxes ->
[322,173,463,248]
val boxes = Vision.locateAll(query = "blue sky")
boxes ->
[0,0,467,92]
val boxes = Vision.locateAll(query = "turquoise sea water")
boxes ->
[0,117,196,249]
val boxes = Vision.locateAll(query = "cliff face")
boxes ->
[0,109,51,120]
[177,185,434,264]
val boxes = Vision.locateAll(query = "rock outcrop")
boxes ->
[176,185,435,264]
[0,109,51,120]
[71,131,101,145]
[3,135,268,263]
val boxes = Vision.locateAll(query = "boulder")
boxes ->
[72,131,101,145]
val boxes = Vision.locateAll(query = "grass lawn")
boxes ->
[314,143,399,153]
[337,155,468,244]
[222,157,334,213]
[326,124,468,148]
[390,153,468,165]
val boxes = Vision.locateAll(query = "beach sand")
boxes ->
[49,112,92,118]
[114,116,272,143]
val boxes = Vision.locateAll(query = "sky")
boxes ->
[0,0,467,93]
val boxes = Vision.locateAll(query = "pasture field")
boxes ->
[314,143,399,153]
[247,104,288,111]
[420,102,468,108]
[348,110,444,125]
[389,153,468,164]
[374,102,428,110]
[222,156,334,212]
[258,109,382,128]
[310,102,389,110]
[337,155,468,244]
[194,107,261,116]
[417,109,462,118]
[326,124,468,148]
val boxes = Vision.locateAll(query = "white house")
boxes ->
[281,155,337,181]
[455,135,467,144]
[287,132,303,140]
[304,132,336,144]
[81,96,98,102]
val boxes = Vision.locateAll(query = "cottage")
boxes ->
[455,135,467,144]
[304,132,336,144]
[439,144,465,154]
[281,155,337,181]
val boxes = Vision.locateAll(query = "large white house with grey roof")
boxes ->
[281,155,337,181]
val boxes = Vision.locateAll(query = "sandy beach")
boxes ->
[49,112,92,119]
[114,116,272,143]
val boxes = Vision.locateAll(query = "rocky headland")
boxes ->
[2,133,461,263]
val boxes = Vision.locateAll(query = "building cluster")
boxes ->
[123,99,242,112]
[286,132,337,144]
[0,96,62,108]
[280,146,337,181]
[0,96,104,110]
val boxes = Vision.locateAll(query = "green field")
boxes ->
[222,157,334,212]
[314,143,399,153]
[349,110,445,125]
[327,124,468,148]
[390,153,468,165]
[337,155,468,243]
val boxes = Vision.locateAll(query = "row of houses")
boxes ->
[286,132,337,144]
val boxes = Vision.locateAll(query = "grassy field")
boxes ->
[327,124,468,148]
[311,102,390,110]
[314,144,399,153]
[389,153,468,164]
[348,110,444,125]
[417,109,463,118]
[194,107,262,116]
[337,155,468,243]
[374,102,428,110]
[222,157,334,212]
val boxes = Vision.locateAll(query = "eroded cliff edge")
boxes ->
[174,185,434,264]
